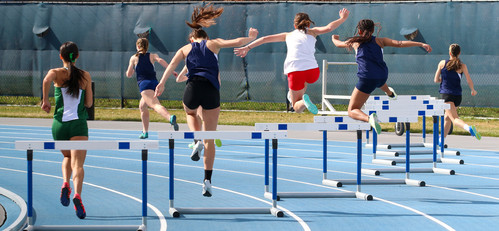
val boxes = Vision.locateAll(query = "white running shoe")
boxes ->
[202,179,212,197]
[369,113,382,134]
[387,87,397,100]
[190,140,203,161]
[287,91,292,103]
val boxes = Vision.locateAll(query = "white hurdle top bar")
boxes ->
[15,140,159,150]
[157,131,287,140]
[255,122,371,131]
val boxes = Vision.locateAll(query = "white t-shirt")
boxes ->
[283,29,318,75]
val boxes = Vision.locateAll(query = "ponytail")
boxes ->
[346,19,380,47]
[294,13,315,32]
[135,38,149,57]
[446,44,462,71]
[186,4,223,39]
[60,42,85,98]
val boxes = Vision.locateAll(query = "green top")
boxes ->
[53,87,88,122]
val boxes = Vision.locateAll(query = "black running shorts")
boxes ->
[183,76,220,110]
[441,93,462,107]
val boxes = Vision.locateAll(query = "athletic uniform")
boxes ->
[284,29,320,91]
[135,53,158,92]
[355,36,389,94]
[439,60,463,106]
[52,86,88,140]
[184,40,220,110]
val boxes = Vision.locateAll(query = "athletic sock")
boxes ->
[204,170,213,183]
[463,124,470,132]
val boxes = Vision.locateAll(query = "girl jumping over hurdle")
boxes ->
[126,38,179,139]
[434,43,480,142]
[155,4,258,197]
[332,19,432,134]
[234,8,350,114]
[41,41,92,219]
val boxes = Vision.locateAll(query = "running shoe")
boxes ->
[287,91,292,103]
[302,94,318,114]
[369,113,382,134]
[387,87,398,100]
[139,132,148,139]
[469,125,481,140]
[60,182,71,207]
[73,194,86,219]
[202,179,212,197]
[191,140,203,161]
[215,139,222,147]
[188,141,196,149]
[170,115,179,131]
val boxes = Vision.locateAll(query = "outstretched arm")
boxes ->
[462,64,477,96]
[331,35,350,48]
[212,28,259,51]
[152,53,178,77]
[234,32,287,58]
[155,47,186,97]
[380,37,432,53]
[308,8,349,36]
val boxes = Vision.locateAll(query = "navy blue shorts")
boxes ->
[441,93,462,107]
[138,79,158,92]
[355,78,388,94]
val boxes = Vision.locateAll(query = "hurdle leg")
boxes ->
[270,139,283,217]
[168,139,179,218]
[404,123,425,186]
[371,127,396,166]
[431,116,456,175]
[323,130,327,180]
[355,130,373,200]
[264,139,275,200]
[139,149,148,230]
[26,150,34,229]
[422,116,426,143]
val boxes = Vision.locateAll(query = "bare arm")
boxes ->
[126,56,136,78]
[380,37,432,53]
[434,60,445,83]
[155,46,187,97]
[331,35,350,48]
[461,64,477,96]
[308,8,349,36]
[176,65,188,83]
[84,72,93,108]
[41,69,56,113]
[151,53,178,77]
[211,28,259,54]
[234,32,287,58]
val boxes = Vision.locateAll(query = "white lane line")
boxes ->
[427,184,499,201]
[0,166,167,231]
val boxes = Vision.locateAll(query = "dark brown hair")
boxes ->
[294,13,315,31]
[446,44,462,71]
[60,41,85,97]
[186,4,224,39]
[135,38,149,57]
[346,19,380,46]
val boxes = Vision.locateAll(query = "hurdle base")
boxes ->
[366,167,454,175]
[322,179,343,187]
[438,150,460,156]
[375,151,399,157]
[171,207,282,217]
[330,178,424,187]
[24,225,142,231]
[264,191,280,201]
[355,191,373,201]
[423,143,448,149]
[365,144,391,149]
[372,159,396,165]
[387,158,437,164]
[266,191,370,200]
[441,158,464,165]
[361,169,380,175]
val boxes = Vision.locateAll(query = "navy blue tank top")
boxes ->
[439,60,462,95]
[356,36,388,80]
[186,40,220,90]
[135,53,157,83]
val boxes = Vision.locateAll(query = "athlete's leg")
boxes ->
[444,102,467,137]
[139,97,149,134]
[289,85,308,113]
[69,136,88,196]
[200,107,220,170]
[141,90,172,121]
[348,88,371,122]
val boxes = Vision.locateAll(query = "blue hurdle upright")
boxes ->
[15,140,159,231]
[315,116,425,187]
[157,131,287,218]
[255,122,373,201]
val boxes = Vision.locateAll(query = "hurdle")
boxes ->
[319,60,357,115]
[364,96,463,165]
[157,131,287,218]
[14,140,159,231]
[315,116,425,187]
[255,122,372,201]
